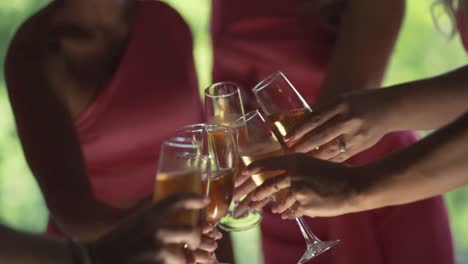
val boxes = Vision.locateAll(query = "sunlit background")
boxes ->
[1,1,467,263]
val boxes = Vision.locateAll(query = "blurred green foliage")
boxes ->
[0,0,467,263]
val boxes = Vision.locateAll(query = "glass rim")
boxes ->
[252,71,284,93]
[163,137,200,149]
[177,123,231,133]
[176,123,206,134]
[232,110,265,127]
[205,82,241,98]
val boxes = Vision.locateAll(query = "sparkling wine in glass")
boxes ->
[234,110,339,264]
[252,71,312,148]
[154,137,207,227]
[177,124,236,264]
[204,82,262,232]
[253,72,340,262]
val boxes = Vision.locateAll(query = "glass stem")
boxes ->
[295,216,321,246]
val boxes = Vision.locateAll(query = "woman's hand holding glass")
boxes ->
[287,89,393,162]
[239,153,372,218]
[90,193,212,264]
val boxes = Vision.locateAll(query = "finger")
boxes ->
[241,155,294,176]
[235,167,252,187]
[250,197,271,210]
[251,173,291,202]
[149,194,209,225]
[272,192,296,214]
[206,228,222,240]
[202,222,214,234]
[310,136,354,161]
[233,179,257,201]
[188,249,213,264]
[100,194,209,245]
[285,103,345,142]
[329,138,373,163]
[285,202,346,218]
[293,117,354,153]
[329,146,361,163]
[157,246,187,264]
[233,192,254,218]
[202,223,222,239]
[199,235,218,252]
[156,226,202,250]
[280,203,305,220]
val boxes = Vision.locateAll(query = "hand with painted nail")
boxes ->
[89,193,216,264]
[232,176,272,216]
[240,153,373,218]
[286,89,393,162]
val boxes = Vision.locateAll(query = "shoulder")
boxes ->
[137,1,193,43]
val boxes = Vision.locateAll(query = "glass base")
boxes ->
[297,240,340,264]
[218,209,262,232]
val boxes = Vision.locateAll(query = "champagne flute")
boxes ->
[154,137,208,251]
[177,124,237,264]
[204,82,262,231]
[205,82,246,125]
[252,71,313,148]
[253,72,340,262]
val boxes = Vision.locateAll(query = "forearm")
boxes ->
[0,225,73,264]
[5,31,124,241]
[381,65,468,131]
[317,0,404,101]
[360,111,468,209]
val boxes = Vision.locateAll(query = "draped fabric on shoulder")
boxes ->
[211,0,455,263]
[47,0,203,234]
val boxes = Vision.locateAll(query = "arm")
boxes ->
[0,225,73,264]
[240,111,468,218]
[0,195,213,264]
[317,0,404,101]
[289,65,468,161]
[361,111,468,209]
[4,5,131,240]
[377,65,468,131]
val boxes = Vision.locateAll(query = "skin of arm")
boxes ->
[288,64,468,160]
[377,65,468,131]
[359,111,468,210]
[0,225,73,264]
[317,0,405,102]
[0,195,216,264]
[241,111,468,217]
[4,1,137,240]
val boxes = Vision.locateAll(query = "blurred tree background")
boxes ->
[0,1,467,263]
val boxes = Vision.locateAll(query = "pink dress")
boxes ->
[47,0,203,234]
[212,1,455,263]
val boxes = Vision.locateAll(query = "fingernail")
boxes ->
[242,167,261,176]
[285,133,297,141]
[271,207,277,213]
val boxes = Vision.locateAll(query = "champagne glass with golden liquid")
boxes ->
[252,71,313,148]
[233,111,339,264]
[204,82,262,231]
[154,138,207,243]
[177,124,237,264]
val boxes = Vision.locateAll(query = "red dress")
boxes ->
[212,1,455,263]
[47,0,203,233]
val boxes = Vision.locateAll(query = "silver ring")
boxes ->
[337,139,347,153]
